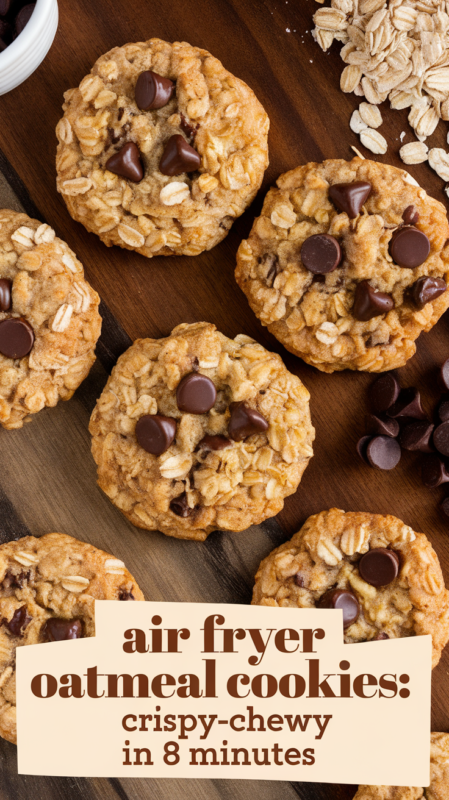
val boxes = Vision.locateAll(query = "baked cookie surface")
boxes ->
[236,158,449,373]
[89,322,315,541]
[354,732,449,800]
[252,508,449,667]
[56,38,269,258]
[0,532,144,744]
[0,209,102,429]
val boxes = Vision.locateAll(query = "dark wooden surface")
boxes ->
[0,0,449,797]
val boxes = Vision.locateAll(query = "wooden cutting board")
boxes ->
[0,1,449,798]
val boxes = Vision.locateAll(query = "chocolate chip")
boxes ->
[328,181,372,219]
[159,134,201,176]
[433,421,449,457]
[4,605,31,637]
[438,398,449,423]
[353,280,394,321]
[374,632,389,641]
[441,496,449,518]
[135,414,176,455]
[318,589,360,629]
[366,436,401,470]
[294,573,305,588]
[0,569,30,591]
[365,413,399,438]
[0,0,11,14]
[0,317,34,359]
[300,234,342,274]
[402,205,420,225]
[105,142,144,183]
[399,420,434,452]
[439,358,449,391]
[370,374,401,414]
[15,3,35,36]
[41,618,83,642]
[421,454,449,488]
[0,19,11,41]
[356,435,372,464]
[389,226,430,269]
[387,387,426,420]
[176,373,217,414]
[228,402,269,441]
[135,70,174,110]
[169,492,193,517]
[411,276,447,309]
[359,548,399,587]
[196,434,231,452]
[118,588,135,600]
[0,279,12,312]
[180,114,199,141]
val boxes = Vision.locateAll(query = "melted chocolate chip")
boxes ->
[260,253,280,287]
[196,434,231,452]
[300,234,342,274]
[180,114,199,141]
[366,436,401,470]
[105,142,144,183]
[135,70,174,110]
[119,588,135,601]
[389,226,430,269]
[402,205,420,225]
[411,277,446,309]
[169,492,193,517]
[135,414,177,455]
[370,373,401,414]
[0,569,30,591]
[399,420,434,452]
[176,373,217,414]
[4,605,31,637]
[0,279,11,312]
[159,134,201,176]
[41,618,83,642]
[228,402,269,441]
[359,548,399,587]
[0,317,34,359]
[328,181,372,219]
[365,413,399,438]
[421,454,449,488]
[353,281,394,321]
[318,589,360,629]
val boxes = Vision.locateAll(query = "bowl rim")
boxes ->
[0,0,57,69]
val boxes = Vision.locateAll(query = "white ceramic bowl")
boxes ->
[0,0,58,95]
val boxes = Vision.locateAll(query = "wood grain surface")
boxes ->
[0,0,449,798]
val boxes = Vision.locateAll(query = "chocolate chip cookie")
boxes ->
[236,158,449,373]
[354,732,449,800]
[0,532,144,744]
[252,509,449,667]
[89,322,315,541]
[0,209,102,429]
[56,38,269,258]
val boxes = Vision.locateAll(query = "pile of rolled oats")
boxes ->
[313,0,449,189]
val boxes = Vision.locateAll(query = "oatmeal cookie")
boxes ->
[56,38,269,258]
[0,209,102,429]
[354,732,449,800]
[89,322,314,541]
[252,509,449,667]
[0,532,144,744]
[236,158,449,373]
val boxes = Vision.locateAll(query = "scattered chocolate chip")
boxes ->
[4,605,31,637]
[356,435,372,464]
[387,387,426,420]
[374,632,389,641]
[370,373,401,414]
[389,226,430,269]
[176,373,217,414]
[15,3,35,36]
[159,134,201,176]
[402,205,419,225]
[169,492,193,517]
[439,358,449,391]
[0,317,34,359]
[441,496,449,517]
[328,181,372,219]
[366,436,401,470]
[105,142,144,183]
[300,234,342,274]
[41,618,83,642]
[353,280,394,321]
[438,398,449,423]
[180,114,199,141]
[135,70,174,110]
[399,420,434,452]
[318,589,360,629]
[433,421,449,457]
[421,454,449,488]
[135,414,177,455]
[359,548,399,587]
[294,573,305,588]
[411,276,447,309]
[228,402,269,441]
[365,413,399,438]
[196,434,231,452]
[0,278,12,312]
[118,588,135,600]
